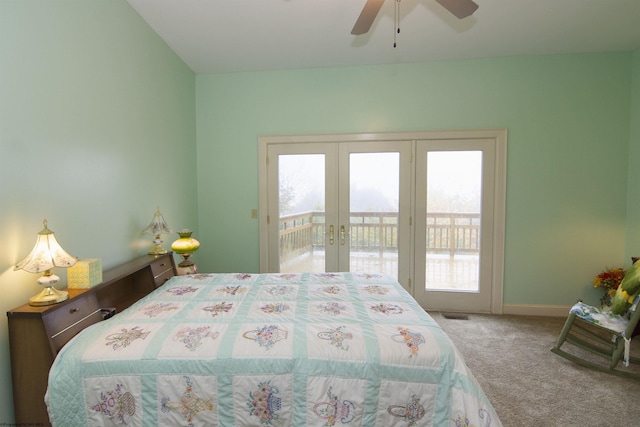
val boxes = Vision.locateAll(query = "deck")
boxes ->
[278,211,480,291]
[281,251,479,291]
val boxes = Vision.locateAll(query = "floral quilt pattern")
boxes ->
[47,272,502,426]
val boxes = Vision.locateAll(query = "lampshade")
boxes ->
[143,208,172,236]
[14,219,77,306]
[143,207,172,255]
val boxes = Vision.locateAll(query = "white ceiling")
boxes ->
[126,0,640,74]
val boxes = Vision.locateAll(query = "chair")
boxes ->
[551,294,640,380]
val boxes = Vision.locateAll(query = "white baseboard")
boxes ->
[502,304,571,317]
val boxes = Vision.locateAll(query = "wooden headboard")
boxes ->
[7,252,177,426]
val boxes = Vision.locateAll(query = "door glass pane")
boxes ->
[425,151,481,291]
[279,154,325,273]
[349,152,399,276]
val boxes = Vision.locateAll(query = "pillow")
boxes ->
[610,260,640,315]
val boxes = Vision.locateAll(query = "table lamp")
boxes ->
[144,207,172,255]
[14,219,77,306]
[171,229,200,275]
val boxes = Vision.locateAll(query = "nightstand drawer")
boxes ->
[150,257,174,287]
[44,293,102,353]
[154,268,174,287]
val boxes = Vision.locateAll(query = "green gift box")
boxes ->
[68,258,102,289]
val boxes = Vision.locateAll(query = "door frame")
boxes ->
[258,129,507,313]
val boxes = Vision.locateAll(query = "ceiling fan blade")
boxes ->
[351,0,386,35]
[434,0,479,19]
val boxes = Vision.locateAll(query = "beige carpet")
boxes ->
[431,312,640,427]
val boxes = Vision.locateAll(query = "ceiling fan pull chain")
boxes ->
[394,0,401,48]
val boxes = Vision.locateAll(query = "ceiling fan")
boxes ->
[351,0,479,35]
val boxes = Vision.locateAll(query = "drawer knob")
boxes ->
[69,308,79,314]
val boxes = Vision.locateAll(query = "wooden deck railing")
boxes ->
[279,211,480,262]
[426,212,480,255]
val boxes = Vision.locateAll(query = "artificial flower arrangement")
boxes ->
[593,267,626,307]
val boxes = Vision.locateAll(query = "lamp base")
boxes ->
[176,256,198,276]
[29,286,68,306]
[148,236,168,255]
[148,246,168,255]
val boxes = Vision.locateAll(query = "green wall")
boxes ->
[625,51,640,259]
[1,0,638,423]
[0,0,196,423]
[196,53,632,307]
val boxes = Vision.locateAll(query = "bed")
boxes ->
[45,272,502,426]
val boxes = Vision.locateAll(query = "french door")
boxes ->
[260,138,412,288]
[413,138,505,313]
[259,130,506,312]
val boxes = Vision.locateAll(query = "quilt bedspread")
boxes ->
[45,272,501,426]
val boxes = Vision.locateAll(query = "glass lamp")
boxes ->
[171,229,200,275]
[14,219,77,306]
[143,207,172,255]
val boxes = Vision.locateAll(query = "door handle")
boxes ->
[328,225,335,245]
[340,225,348,245]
